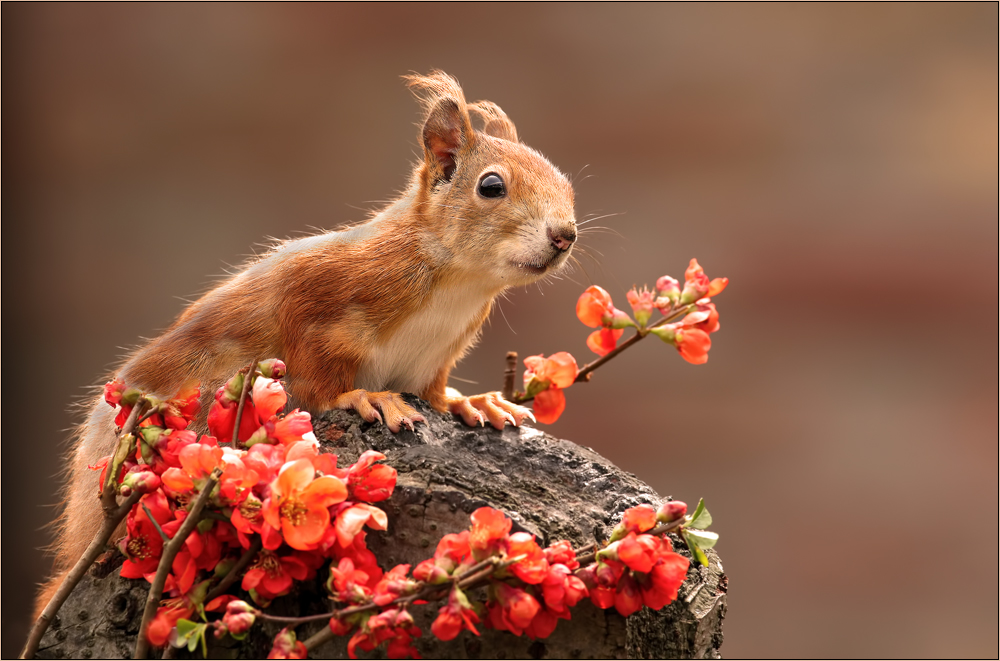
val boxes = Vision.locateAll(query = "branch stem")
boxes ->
[134,468,222,659]
[204,536,263,604]
[232,358,259,446]
[19,492,142,659]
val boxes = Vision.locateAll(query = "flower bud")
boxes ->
[606,308,637,330]
[258,358,287,379]
[244,426,270,447]
[656,275,679,298]
[649,325,677,345]
[657,500,687,523]
[626,287,656,328]
[121,470,161,495]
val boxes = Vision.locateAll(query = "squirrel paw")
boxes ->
[446,391,536,430]
[333,389,426,433]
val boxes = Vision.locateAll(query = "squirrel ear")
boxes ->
[404,71,474,185]
[469,101,518,142]
[422,98,468,182]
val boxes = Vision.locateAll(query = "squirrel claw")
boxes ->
[333,390,425,434]
[446,391,533,431]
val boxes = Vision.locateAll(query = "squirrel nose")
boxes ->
[547,224,577,252]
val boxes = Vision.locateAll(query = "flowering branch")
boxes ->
[134,467,223,660]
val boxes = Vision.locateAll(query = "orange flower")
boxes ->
[523,352,578,390]
[576,285,614,327]
[675,327,712,365]
[469,506,512,559]
[586,328,624,356]
[262,459,347,550]
[523,353,579,424]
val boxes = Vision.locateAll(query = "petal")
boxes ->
[275,459,315,496]
[544,352,579,388]
[532,388,566,425]
[302,475,348,508]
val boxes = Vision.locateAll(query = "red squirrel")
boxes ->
[38,71,577,615]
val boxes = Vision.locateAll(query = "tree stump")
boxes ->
[36,396,726,659]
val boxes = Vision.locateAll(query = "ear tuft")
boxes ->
[469,101,518,142]
[404,71,474,184]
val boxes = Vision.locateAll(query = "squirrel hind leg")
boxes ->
[332,389,426,433]
[445,390,535,430]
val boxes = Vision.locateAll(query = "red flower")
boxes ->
[614,572,643,617]
[334,502,389,548]
[675,327,712,365]
[243,550,311,603]
[609,504,658,541]
[488,582,540,636]
[576,285,615,328]
[262,458,347,550]
[373,564,416,607]
[683,300,720,334]
[348,451,397,503]
[146,597,194,648]
[431,586,481,641]
[640,547,689,610]
[617,533,662,573]
[540,563,588,615]
[327,557,373,604]
[161,382,201,430]
[506,532,549,585]
[469,507,512,559]
[120,491,172,578]
[252,376,288,422]
[523,353,579,424]
[650,324,713,365]
[523,353,578,390]
[266,410,314,445]
[543,540,579,571]
[586,328,624,356]
[681,258,727,305]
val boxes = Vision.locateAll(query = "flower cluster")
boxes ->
[516,258,728,424]
[98,362,396,656]
[98,354,719,659]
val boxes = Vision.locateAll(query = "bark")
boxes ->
[35,396,726,659]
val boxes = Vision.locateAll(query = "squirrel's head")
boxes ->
[406,71,576,287]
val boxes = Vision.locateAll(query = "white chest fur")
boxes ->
[354,281,495,394]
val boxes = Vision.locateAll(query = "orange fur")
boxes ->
[36,70,577,617]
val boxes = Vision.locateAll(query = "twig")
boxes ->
[501,351,517,400]
[101,399,148,513]
[232,358,259,446]
[19,492,142,659]
[134,468,222,659]
[204,536,263,603]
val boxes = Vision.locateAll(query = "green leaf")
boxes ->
[176,619,199,639]
[688,498,713,530]
[686,529,719,550]
[682,530,711,567]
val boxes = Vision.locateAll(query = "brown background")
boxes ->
[3,4,997,658]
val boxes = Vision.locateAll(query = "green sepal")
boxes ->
[688,498,713,530]
[197,518,215,534]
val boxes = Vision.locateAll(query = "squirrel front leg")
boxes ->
[422,366,535,430]
[284,321,425,433]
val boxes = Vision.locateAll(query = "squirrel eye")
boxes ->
[477,173,506,199]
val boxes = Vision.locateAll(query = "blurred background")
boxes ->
[3,4,997,658]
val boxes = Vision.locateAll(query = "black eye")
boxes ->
[478,173,506,199]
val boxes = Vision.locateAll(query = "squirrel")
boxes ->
[36,71,577,617]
